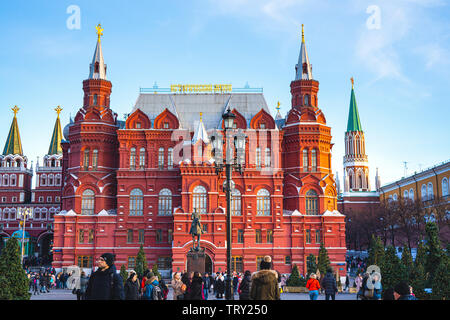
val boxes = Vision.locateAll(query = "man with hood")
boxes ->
[250,256,280,300]
[321,268,338,300]
[85,253,125,300]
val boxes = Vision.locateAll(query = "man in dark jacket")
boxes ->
[202,273,211,300]
[321,268,338,300]
[394,281,417,300]
[85,253,125,300]
[238,270,251,300]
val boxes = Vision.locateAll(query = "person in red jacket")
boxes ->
[306,273,320,300]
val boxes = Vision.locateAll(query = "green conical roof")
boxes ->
[48,109,63,155]
[3,106,23,155]
[346,85,363,132]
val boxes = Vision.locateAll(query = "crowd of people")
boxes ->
[27,267,75,295]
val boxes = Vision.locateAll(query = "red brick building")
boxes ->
[0,106,63,264]
[52,25,346,276]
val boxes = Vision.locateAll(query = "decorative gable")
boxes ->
[153,108,179,129]
[125,108,151,129]
[250,108,275,129]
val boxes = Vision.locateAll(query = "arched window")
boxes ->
[48,174,54,186]
[231,189,242,216]
[404,190,409,200]
[129,188,143,216]
[421,184,427,201]
[192,186,207,214]
[41,174,47,186]
[393,194,398,201]
[265,148,271,167]
[83,149,90,169]
[168,148,173,169]
[304,94,310,106]
[311,149,317,172]
[427,182,434,200]
[409,188,414,201]
[442,178,449,197]
[257,188,270,216]
[130,148,136,170]
[139,148,146,168]
[0,175,2,187]
[92,149,98,169]
[158,189,172,216]
[55,174,61,186]
[306,189,318,215]
[34,208,41,220]
[255,148,261,168]
[358,174,363,189]
[93,94,98,105]
[349,172,354,189]
[41,208,48,220]
[81,189,95,215]
[10,174,16,186]
[303,149,308,172]
[158,147,164,169]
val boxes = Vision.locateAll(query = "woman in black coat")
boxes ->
[238,270,252,300]
[189,272,204,300]
[216,274,225,299]
[124,271,140,300]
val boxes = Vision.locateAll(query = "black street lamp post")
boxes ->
[210,107,246,300]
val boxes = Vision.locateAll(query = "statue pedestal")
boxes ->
[186,250,205,274]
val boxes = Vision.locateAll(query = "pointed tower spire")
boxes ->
[48,106,63,155]
[88,23,107,80]
[346,77,362,132]
[275,101,283,120]
[192,112,210,144]
[3,106,23,155]
[295,24,313,80]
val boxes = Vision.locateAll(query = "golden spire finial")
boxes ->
[200,112,203,122]
[302,24,305,43]
[96,23,104,41]
[351,77,354,89]
[276,101,281,110]
[12,105,19,117]
[55,105,63,118]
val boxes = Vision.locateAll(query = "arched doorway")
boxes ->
[37,232,53,265]
[205,253,213,275]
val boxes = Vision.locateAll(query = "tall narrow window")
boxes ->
[130,148,136,170]
[158,189,172,216]
[311,149,317,172]
[158,147,164,169]
[421,184,427,201]
[427,183,434,200]
[156,229,163,243]
[168,229,173,243]
[255,230,262,243]
[55,174,61,186]
[88,229,94,243]
[79,230,85,244]
[192,186,207,214]
[93,94,98,105]
[306,189,318,215]
[255,148,261,168]
[305,229,311,244]
[231,189,242,216]
[139,148,145,169]
[267,229,273,243]
[315,229,321,244]
[168,148,173,169]
[81,189,95,215]
[442,178,449,197]
[138,229,145,244]
[303,149,308,172]
[237,229,244,243]
[10,175,16,186]
[127,229,133,243]
[83,149,90,170]
[129,188,143,216]
[409,188,414,201]
[257,188,270,216]
[92,149,98,169]
[265,148,271,167]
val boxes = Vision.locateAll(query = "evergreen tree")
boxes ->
[410,241,428,299]
[306,254,317,277]
[368,235,385,267]
[287,264,305,287]
[120,264,128,286]
[135,245,147,278]
[317,243,331,275]
[380,246,406,291]
[431,256,450,300]
[401,244,414,282]
[0,237,31,300]
[152,263,161,281]
[424,222,443,285]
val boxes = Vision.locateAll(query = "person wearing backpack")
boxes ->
[85,253,125,300]
[143,275,163,300]
[159,278,169,300]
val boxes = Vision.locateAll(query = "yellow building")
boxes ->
[379,160,450,207]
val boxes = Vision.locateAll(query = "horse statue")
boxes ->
[189,209,203,251]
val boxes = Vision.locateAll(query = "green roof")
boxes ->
[346,87,363,132]
[3,114,23,155]
[48,115,63,155]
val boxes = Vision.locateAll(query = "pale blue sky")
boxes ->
[0,0,449,187]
